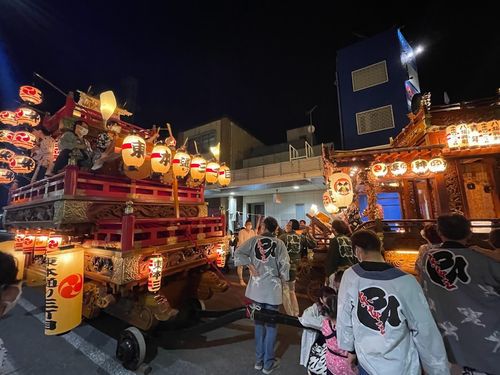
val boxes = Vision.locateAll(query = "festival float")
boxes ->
[1,84,232,370]
[315,93,499,274]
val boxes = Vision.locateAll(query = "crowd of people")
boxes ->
[2,205,498,374]
[233,213,499,375]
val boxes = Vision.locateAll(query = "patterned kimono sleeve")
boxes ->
[403,277,450,375]
[277,239,290,282]
[234,238,253,267]
[336,269,356,352]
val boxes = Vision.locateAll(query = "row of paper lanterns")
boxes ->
[0,86,43,183]
[371,157,447,178]
[0,86,44,127]
[121,134,231,186]
[15,231,63,254]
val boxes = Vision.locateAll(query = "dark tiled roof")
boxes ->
[430,97,499,126]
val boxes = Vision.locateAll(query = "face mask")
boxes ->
[76,126,88,137]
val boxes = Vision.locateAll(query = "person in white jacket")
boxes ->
[234,216,290,374]
[337,230,450,375]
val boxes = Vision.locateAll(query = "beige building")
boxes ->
[178,117,264,169]
[179,117,332,231]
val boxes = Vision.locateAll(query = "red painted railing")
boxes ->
[8,168,204,205]
[92,216,225,250]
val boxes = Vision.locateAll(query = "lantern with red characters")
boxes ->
[15,107,41,127]
[148,255,163,293]
[19,85,43,105]
[12,131,37,149]
[0,111,18,126]
[10,155,36,173]
[0,168,15,184]
[0,129,14,144]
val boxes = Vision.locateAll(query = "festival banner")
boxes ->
[45,247,84,335]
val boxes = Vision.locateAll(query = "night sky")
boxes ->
[0,1,498,148]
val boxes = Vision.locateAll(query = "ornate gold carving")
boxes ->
[5,203,54,223]
[90,204,125,220]
[122,255,148,284]
[198,204,208,217]
[89,203,198,220]
[53,200,91,224]
[444,163,464,213]
[384,250,418,275]
[180,205,199,217]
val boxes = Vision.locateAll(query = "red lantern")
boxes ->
[47,236,63,253]
[0,148,15,162]
[15,107,41,127]
[14,231,26,251]
[10,155,36,173]
[0,111,18,126]
[0,129,14,144]
[215,244,226,268]
[23,234,35,254]
[148,255,163,292]
[12,131,37,149]
[19,85,43,105]
[34,235,49,255]
[53,142,60,161]
[0,168,15,184]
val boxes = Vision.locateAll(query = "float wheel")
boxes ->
[116,326,146,371]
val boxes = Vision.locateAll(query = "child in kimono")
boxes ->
[298,286,336,371]
[322,293,358,375]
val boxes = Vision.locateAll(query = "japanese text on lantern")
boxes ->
[45,256,59,332]
[148,256,163,292]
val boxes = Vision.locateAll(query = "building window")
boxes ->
[191,130,216,154]
[356,105,395,135]
[351,61,388,92]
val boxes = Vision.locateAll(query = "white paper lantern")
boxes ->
[205,161,220,184]
[390,161,407,176]
[411,159,428,175]
[190,155,207,181]
[371,163,388,177]
[428,158,447,173]
[121,134,146,169]
[150,143,172,173]
[172,150,191,178]
[328,172,353,208]
[218,164,231,187]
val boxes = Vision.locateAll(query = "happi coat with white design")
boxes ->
[234,232,290,305]
[420,243,500,374]
[337,263,449,375]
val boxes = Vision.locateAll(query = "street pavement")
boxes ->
[0,269,310,375]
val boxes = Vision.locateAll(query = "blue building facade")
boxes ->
[336,27,420,149]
